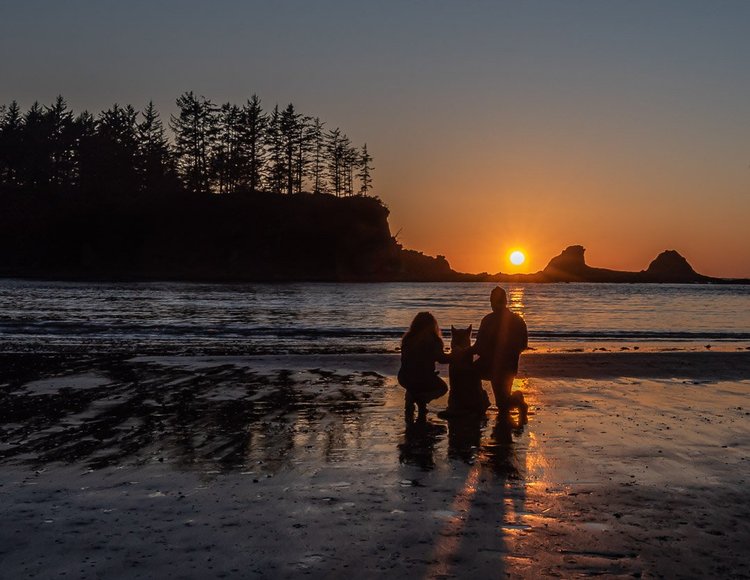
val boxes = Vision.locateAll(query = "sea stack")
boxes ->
[642,250,708,283]
[542,245,592,281]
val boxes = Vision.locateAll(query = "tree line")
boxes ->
[0,93,374,197]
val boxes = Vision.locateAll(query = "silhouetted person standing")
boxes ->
[472,287,528,413]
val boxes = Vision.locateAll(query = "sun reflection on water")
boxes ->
[508,286,526,318]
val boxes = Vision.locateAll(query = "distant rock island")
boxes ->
[468,245,746,284]
[0,192,745,283]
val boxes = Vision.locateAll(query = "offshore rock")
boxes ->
[643,250,707,282]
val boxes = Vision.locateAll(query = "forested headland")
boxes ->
[1,95,733,283]
[0,94,454,281]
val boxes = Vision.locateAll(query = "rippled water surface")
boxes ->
[1,280,749,354]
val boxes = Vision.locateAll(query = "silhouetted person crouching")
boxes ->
[398,312,449,421]
[472,287,529,416]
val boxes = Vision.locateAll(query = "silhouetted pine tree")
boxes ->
[47,96,77,190]
[341,135,357,196]
[171,92,216,194]
[213,103,243,194]
[309,117,326,194]
[279,104,301,195]
[266,105,285,194]
[240,95,267,193]
[136,101,178,194]
[294,115,313,194]
[0,101,23,187]
[20,103,52,190]
[92,104,139,195]
[0,103,6,184]
[74,111,98,193]
[357,144,373,196]
[325,128,344,196]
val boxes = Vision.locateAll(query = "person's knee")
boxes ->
[491,375,514,397]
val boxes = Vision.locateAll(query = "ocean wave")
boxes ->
[1,320,748,343]
[2,280,749,353]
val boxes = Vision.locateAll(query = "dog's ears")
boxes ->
[451,325,456,331]
[468,324,473,332]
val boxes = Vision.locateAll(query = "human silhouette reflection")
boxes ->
[445,410,525,478]
[479,411,524,478]
[398,417,446,470]
[446,414,486,464]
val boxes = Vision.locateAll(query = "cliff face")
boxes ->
[541,245,625,282]
[539,245,639,282]
[0,190,456,282]
[543,245,588,278]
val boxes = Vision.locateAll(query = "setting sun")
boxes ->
[509,250,526,266]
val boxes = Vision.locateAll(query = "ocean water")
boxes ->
[1,280,749,355]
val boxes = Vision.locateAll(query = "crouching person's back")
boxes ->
[398,311,449,421]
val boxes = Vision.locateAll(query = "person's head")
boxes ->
[402,311,442,347]
[490,286,507,312]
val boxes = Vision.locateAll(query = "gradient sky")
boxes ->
[2,0,750,277]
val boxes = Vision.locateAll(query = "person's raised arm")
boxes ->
[469,315,490,355]
[517,316,529,352]
[434,337,450,364]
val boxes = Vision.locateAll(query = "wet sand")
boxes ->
[1,352,749,578]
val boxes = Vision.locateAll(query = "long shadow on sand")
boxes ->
[396,409,529,577]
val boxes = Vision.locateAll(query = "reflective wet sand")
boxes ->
[1,354,749,577]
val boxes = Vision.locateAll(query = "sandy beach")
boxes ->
[1,351,749,578]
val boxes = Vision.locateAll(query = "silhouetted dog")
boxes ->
[439,325,490,418]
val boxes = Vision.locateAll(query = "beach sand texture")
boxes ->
[1,352,749,578]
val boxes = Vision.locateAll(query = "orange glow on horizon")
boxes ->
[382,135,750,278]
